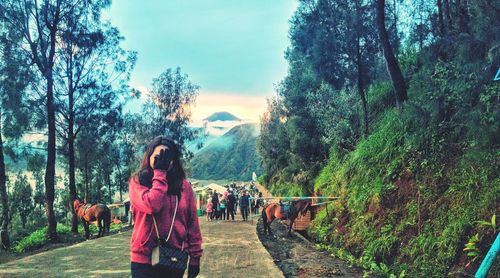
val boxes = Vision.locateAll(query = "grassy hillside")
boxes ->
[270,80,499,277]
[257,1,500,276]
[188,123,263,181]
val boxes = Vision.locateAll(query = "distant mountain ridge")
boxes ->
[188,123,262,181]
[186,112,246,154]
[203,112,241,122]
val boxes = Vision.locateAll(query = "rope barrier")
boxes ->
[312,200,338,206]
[247,198,338,221]
[250,196,339,200]
[248,202,336,219]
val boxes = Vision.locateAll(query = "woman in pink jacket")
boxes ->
[129,136,202,278]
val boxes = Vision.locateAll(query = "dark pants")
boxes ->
[220,207,226,220]
[131,262,185,278]
[252,205,260,215]
[240,207,249,221]
[212,207,218,220]
[226,206,235,220]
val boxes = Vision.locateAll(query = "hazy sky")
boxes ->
[103,0,297,123]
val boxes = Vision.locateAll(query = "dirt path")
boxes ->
[255,182,363,277]
[257,220,362,278]
[0,180,357,278]
[0,218,282,277]
[199,219,282,277]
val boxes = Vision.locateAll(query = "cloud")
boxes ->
[123,89,271,127]
[190,92,268,125]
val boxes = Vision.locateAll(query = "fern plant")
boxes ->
[475,214,497,233]
[463,233,480,267]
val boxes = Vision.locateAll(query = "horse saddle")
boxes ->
[280,203,295,220]
[82,203,95,215]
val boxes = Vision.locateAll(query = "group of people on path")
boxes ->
[205,183,263,222]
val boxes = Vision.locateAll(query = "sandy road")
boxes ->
[0,217,282,278]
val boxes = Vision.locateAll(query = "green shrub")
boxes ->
[14,227,47,253]
[14,224,71,253]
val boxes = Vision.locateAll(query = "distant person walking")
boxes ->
[226,190,236,221]
[251,183,258,194]
[206,199,213,221]
[234,190,239,212]
[211,191,219,220]
[240,191,250,221]
[252,192,263,215]
[219,194,227,220]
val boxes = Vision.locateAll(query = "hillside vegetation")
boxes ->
[189,123,263,181]
[258,1,499,277]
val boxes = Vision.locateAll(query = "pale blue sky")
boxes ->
[104,0,297,121]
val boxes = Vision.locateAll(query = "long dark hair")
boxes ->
[133,136,186,196]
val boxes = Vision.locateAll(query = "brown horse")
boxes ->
[73,198,111,239]
[261,199,311,236]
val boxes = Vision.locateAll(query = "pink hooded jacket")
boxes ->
[129,169,202,265]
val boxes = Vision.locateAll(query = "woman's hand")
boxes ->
[153,149,173,170]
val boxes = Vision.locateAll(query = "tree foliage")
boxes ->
[139,67,201,160]
[10,174,33,229]
[259,0,500,276]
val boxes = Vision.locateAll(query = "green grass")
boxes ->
[14,222,127,253]
[269,181,303,197]
[307,107,499,277]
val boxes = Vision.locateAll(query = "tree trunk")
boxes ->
[456,0,469,32]
[444,0,452,29]
[116,163,123,202]
[45,73,58,241]
[0,113,11,248]
[463,0,470,20]
[357,75,369,137]
[67,63,79,233]
[44,2,61,243]
[107,173,112,204]
[392,0,399,55]
[376,0,407,108]
[68,134,78,233]
[84,160,89,203]
[437,0,445,34]
[355,1,369,137]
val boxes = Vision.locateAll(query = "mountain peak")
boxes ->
[203,112,241,122]
[189,123,262,181]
